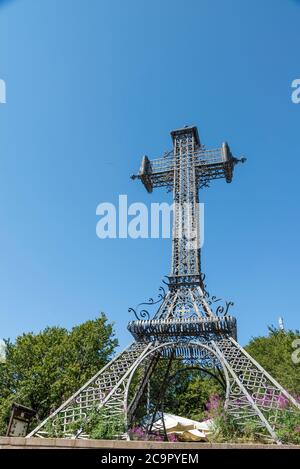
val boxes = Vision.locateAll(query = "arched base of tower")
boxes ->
[27,336,300,444]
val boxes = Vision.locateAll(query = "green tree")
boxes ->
[174,374,223,421]
[131,359,223,424]
[0,314,118,435]
[245,327,300,395]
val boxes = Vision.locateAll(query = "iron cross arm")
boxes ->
[131,142,246,193]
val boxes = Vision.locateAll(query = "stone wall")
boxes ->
[0,437,299,449]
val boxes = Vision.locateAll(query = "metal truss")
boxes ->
[27,342,153,438]
[28,338,300,442]
[131,130,245,193]
[212,338,300,441]
[28,126,299,443]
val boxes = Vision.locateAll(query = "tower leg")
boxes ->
[147,352,175,440]
[127,351,160,427]
[212,338,300,442]
[27,342,153,438]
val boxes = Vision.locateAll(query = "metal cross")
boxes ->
[131,126,245,323]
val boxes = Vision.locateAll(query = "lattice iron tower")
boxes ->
[28,126,300,443]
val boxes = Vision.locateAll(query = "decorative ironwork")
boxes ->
[128,286,166,321]
[200,272,235,317]
[28,125,299,444]
[215,302,235,316]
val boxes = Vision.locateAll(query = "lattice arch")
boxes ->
[124,341,232,432]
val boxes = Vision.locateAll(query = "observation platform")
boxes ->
[127,316,237,342]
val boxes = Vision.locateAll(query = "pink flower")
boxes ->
[129,426,146,439]
[205,394,222,418]
[277,395,288,409]
[206,395,220,410]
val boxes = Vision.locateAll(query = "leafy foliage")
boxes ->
[87,408,125,440]
[172,373,223,421]
[205,395,245,442]
[206,394,300,444]
[245,327,300,395]
[275,409,300,444]
[0,314,118,435]
[131,359,224,425]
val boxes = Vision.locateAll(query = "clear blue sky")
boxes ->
[0,0,299,349]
